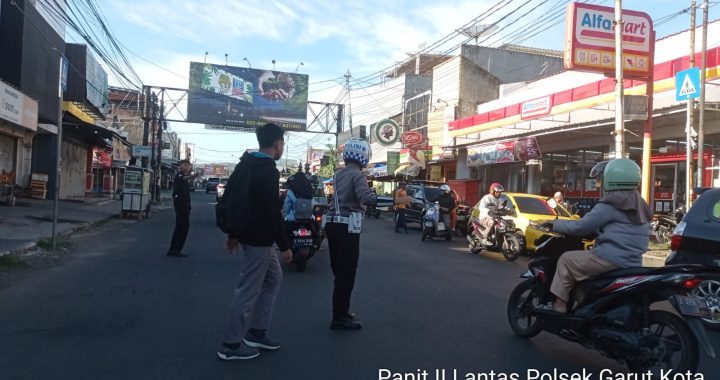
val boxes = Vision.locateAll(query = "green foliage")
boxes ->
[317,145,337,178]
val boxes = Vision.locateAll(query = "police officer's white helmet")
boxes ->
[342,138,372,168]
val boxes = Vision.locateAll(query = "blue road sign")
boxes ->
[676,67,701,101]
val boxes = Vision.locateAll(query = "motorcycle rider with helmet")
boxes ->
[542,158,652,313]
[436,184,457,241]
[324,138,377,330]
[477,183,505,245]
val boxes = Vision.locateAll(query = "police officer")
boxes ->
[324,138,377,330]
[167,159,194,257]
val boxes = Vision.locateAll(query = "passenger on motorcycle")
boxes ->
[283,173,317,237]
[477,183,504,245]
[437,185,457,241]
[543,158,652,313]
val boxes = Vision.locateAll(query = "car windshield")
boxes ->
[424,187,444,203]
[511,195,572,217]
[208,178,220,183]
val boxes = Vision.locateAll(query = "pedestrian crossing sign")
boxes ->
[676,67,701,101]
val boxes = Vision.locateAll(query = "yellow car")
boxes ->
[471,192,579,252]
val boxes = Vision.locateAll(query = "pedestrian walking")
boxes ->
[323,138,377,330]
[167,159,195,257]
[216,123,293,361]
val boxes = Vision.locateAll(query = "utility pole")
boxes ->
[613,0,625,158]
[141,86,152,169]
[698,0,709,188]
[686,0,697,210]
[344,70,353,134]
[52,55,65,252]
[640,31,656,203]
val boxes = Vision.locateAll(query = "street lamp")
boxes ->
[243,57,252,68]
[295,62,304,73]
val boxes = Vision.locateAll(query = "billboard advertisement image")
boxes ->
[188,62,309,131]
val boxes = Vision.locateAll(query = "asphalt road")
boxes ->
[1,192,718,380]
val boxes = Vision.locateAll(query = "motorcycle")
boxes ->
[312,202,328,250]
[650,206,685,244]
[288,220,317,272]
[507,222,720,373]
[421,202,453,242]
[467,201,524,262]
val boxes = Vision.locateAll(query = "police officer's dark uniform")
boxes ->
[324,138,376,330]
[168,165,192,257]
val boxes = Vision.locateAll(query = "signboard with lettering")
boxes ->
[0,80,38,131]
[521,96,552,120]
[131,145,152,157]
[564,2,653,78]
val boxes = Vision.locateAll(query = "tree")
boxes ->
[317,144,337,178]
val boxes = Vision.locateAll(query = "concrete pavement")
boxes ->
[0,191,174,256]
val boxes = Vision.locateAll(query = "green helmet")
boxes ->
[590,158,641,191]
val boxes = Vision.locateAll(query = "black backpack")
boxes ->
[215,164,251,236]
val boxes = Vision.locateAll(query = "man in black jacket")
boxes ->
[167,159,194,257]
[217,123,293,361]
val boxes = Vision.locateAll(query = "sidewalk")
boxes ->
[0,190,173,256]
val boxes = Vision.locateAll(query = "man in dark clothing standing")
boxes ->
[437,184,457,241]
[217,123,293,361]
[167,159,194,257]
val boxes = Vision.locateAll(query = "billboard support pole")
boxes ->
[613,0,625,158]
[686,0,697,211]
[157,90,165,203]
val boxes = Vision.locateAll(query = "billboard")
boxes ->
[467,137,542,166]
[564,3,653,78]
[188,62,309,131]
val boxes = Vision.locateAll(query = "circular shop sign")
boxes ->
[374,119,400,146]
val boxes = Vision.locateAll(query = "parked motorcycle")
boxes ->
[506,222,719,373]
[421,202,453,242]
[466,201,524,262]
[650,206,685,244]
[288,220,317,272]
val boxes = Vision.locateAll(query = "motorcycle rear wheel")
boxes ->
[626,310,699,373]
[502,234,523,262]
[421,227,429,241]
[507,279,542,338]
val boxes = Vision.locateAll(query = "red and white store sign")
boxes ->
[521,96,552,120]
[564,2,653,77]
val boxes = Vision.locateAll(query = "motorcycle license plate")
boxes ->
[437,222,446,231]
[425,221,434,227]
[293,239,313,247]
[672,296,715,318]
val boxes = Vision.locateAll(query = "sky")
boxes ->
[63,0,713,164]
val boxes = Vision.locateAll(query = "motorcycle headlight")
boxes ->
[427,208,435,216]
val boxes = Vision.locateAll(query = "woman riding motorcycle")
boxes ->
[284,173,317,237]
[543,158,652,313]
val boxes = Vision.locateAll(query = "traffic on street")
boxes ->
[2,1,720,379]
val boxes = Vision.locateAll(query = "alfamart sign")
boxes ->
[564,2,653,78]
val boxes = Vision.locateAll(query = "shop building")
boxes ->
[448,22,720,211]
